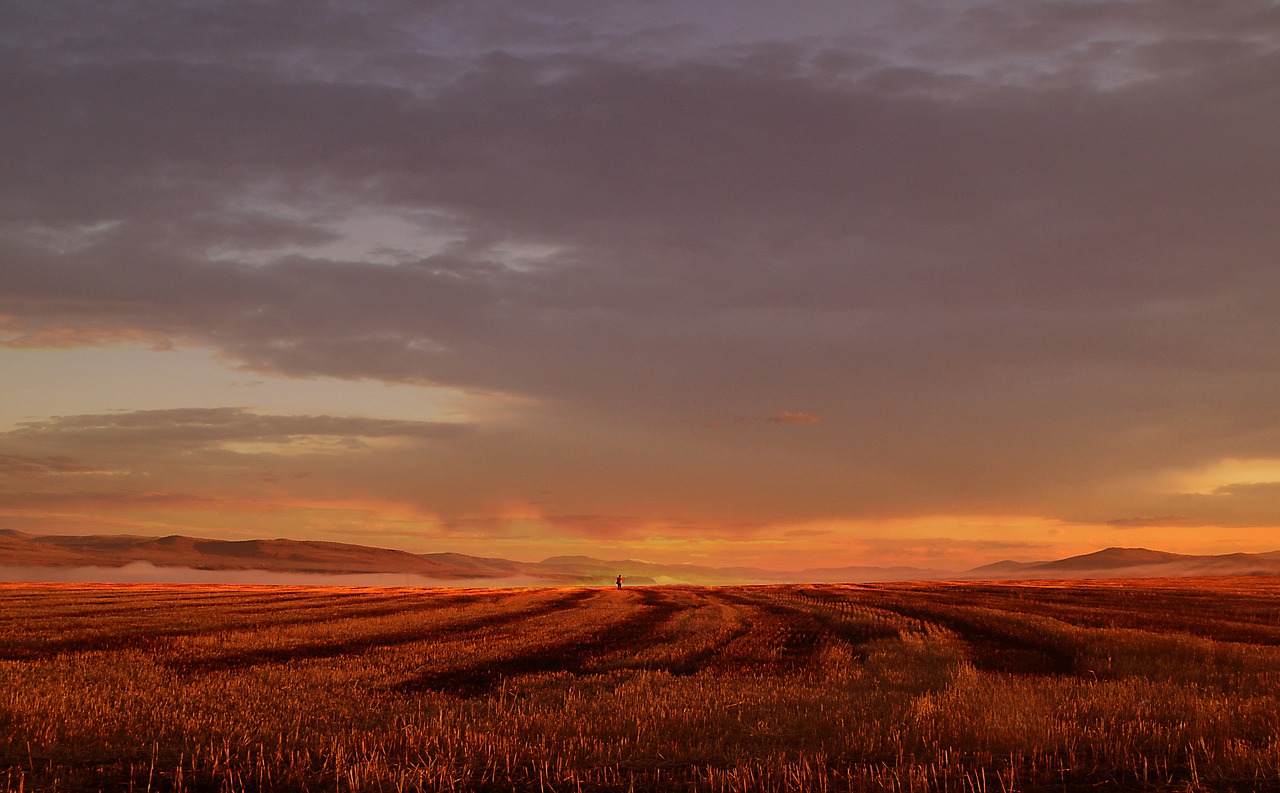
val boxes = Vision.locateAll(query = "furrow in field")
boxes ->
[171,589,598,672]
[396,588,680,697]
[872,583,1280,646]
[687,589,838,672]
[865,596,1080,675]
[617,589,756,675]
[0,588,496,660]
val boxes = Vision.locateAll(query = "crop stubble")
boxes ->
[2,578,1280,791]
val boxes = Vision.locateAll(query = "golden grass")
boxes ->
[1,578,1279,791]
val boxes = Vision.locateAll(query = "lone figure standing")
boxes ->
[616,574,623,590]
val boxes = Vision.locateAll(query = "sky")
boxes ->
[2,0,1280,572]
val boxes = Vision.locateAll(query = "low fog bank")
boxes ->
[972,563,1280,582]
[0,562,551,588]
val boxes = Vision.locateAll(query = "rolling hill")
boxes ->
[1,529,1278,585]
[969,546,1280,579]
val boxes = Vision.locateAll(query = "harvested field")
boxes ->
[3,578,1280,791]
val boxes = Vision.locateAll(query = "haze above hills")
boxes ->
[0,529,940,585]
[2,529,1279,585]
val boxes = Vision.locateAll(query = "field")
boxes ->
[3,579,1280,791]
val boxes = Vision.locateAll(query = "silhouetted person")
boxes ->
[616,574,623,589]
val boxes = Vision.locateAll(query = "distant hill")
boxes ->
[1036,547,1186,570]
[1,530,1278,585]
[0,529,556,581]
[966,546,1280,579]
[968,559,1034,574]
[0,529,954,585]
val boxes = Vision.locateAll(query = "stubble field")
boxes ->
[3,577,1280,791]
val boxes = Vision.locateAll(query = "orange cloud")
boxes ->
[707,411,825,429]
[765,411,824,426]
[0,454,93,479]
[0,316,171,350]
[1106,515,1196,529]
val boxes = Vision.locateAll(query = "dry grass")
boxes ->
[2,578,1280,791]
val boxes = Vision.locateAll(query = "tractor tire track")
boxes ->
[170,589,597,672]
[0,592,493,661]
[872,599,1079,675]
[396,588,680,698]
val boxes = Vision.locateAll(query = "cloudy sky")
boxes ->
[2,0,1279,570]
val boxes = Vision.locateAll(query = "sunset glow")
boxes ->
[3,1,1280,573]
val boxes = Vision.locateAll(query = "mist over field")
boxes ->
[0,562,548,588]
[4,529,1280,589]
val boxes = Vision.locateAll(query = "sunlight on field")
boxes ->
[2,579,1280,791]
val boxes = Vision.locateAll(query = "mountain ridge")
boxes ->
[1,531,1278,585]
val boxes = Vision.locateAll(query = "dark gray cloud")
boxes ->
[3,0,1280,526]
